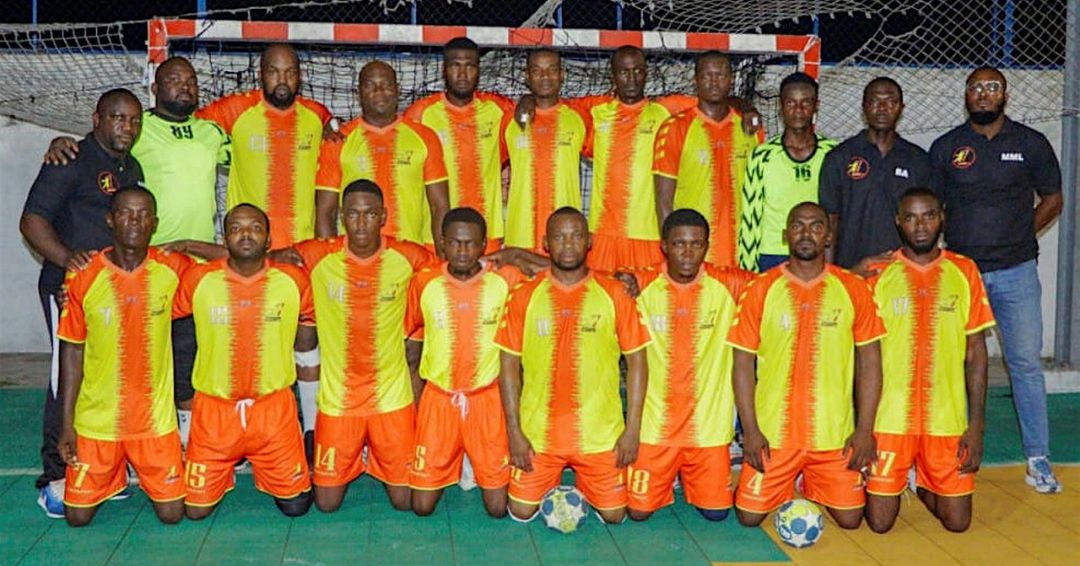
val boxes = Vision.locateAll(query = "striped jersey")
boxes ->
[495,272,652,455]
[58,248,191,440]
[197,90,331,246]
[869,251,995,436]
[405,263,526,393]
[315,117,448,244]
[654,108,763,266]
[727,265,886,451]
[405,92,514,240]
[173,258,316,400]
[296,236,434,417]
[504,103,587,250]
[636,264,752,447]
[738,133,836,270]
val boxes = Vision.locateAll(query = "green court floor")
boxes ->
[1,387,1077,566]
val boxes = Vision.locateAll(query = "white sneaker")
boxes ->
[459,454,477,491]
[1026,457,1063,494]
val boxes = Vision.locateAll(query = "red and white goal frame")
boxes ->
[147,17,820,80]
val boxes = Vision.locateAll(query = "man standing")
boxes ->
[865,188,994,533]
[57,186,188,527]
[197,44,332,247]
[20,88,144,517]
[819,77,931,270]
[496,207,651,524]
[175,204,316,519]
[316,61,451,253]
[738,72,836,272]
[503,49,587,253]
[729,202,884,530]
[654,51,763,268]
[930,66,1063,493]
[628,209,752,522]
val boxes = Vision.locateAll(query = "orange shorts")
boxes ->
[627,443,733,512]
[185,389,311,507]
[64,431,185,508]
[867,433,974,497]
[735,448,865,514]
[313,404,416,488]
[410,383,510,490]
[586,233,663,272]
[509,451,628,511]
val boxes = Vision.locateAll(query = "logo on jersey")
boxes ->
[1000,152,1025,162]
[894,167,910,178]
[845,156,870,180]
[939,294,960,313]
[952,146,976,169]
[97,171,119,195]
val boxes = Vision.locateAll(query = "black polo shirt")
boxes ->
[818,130,932,268]
[22,135,143,291]
[930,118,1061,273]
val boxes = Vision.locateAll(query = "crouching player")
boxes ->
[57,186,188,526]
[628,210,752,521]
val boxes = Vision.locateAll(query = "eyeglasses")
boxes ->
[966,80,1004,95]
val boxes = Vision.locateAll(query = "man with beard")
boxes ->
[728,202,884,530]
[44,56,231,452]
[864,188,994,533]
[654,51,764,268]
[21,88,144,517]
[198,44,333,248]
[819,77,931,271]
[497,207,651,524]
[316,61,451,254]
[738,72,836,272]
[929,67,1063,494]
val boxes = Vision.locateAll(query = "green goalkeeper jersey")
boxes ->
[738,132,836,270]
[132,110,231,245]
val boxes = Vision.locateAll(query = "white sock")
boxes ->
[177,409,192,448]
[298,380,319,432]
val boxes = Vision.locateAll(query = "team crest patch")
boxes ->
[951,146,976,169]
[97,171,119,194]
[845,156,870,180]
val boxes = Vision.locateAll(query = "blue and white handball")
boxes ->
[540,485,591,534]
[774,498,825,548]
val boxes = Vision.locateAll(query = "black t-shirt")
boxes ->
[818,130,932,268]
[21,135,144,290]
[930,118,1061,272]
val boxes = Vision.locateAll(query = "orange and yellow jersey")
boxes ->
[405,263,527,393]
[57,248,192,441]
[635,263,753,447]
[868,251,995,436]
[315,117,448,245]
[727,265,886,451]
[173,258,316,400]
[196,90,331,247]
[295,236,434,417]
[503,102,587,250]
[653,108,763,266]
[571,95,672,241]
[405,92,513,240]
[495,272,652,455]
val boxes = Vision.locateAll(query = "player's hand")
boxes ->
[843,429,877,471]
[322,118,345,143]
[55,285,69,311]
[483,247,548,277]
[958,425,984,474]
[613,430,640,468]
[508,429,535,472]
[743,428,771,473]
[58,426,78,466]
[514,95,536,128]
[613,271,640,298]
[850,251,895,279]
[44,136,79,166]
[269,247,305,267]
[65,249,96,272]
[160,240,192,254]
[742,108,763,136]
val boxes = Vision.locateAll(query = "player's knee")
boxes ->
[865,512,897,534]
[735,509,766,527]
[154,503,185,525]
[627,508,653,522]
[484,502,508,519]
[274,491,313,518]
[412,498,438,517]
[508,502,539,523]
[64,508,95,528]
[388,489,413,512]
[185,505,215,521]
[696,507,729,522]
[829,510,864,530]
[939,511,972,533]
[314,493,343,513]
[597,507,626,524]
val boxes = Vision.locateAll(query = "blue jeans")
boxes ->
[981,259,1049,458]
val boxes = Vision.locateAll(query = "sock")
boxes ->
[177,409,192,448]
[298,380,319,432]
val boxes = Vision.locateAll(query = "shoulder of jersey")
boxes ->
[408,93,443,114]
[295,96,330,114]
[269,260,309,280]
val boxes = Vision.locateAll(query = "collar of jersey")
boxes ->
[224,258,270,282]
[100,247,149,276]
[441,261,489,287]
[780,263,828,288]
[895,248,945,272]
[344,236,387,264]
[546,270,592,292]
[360,116,402,134]
[662,263,704,288]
